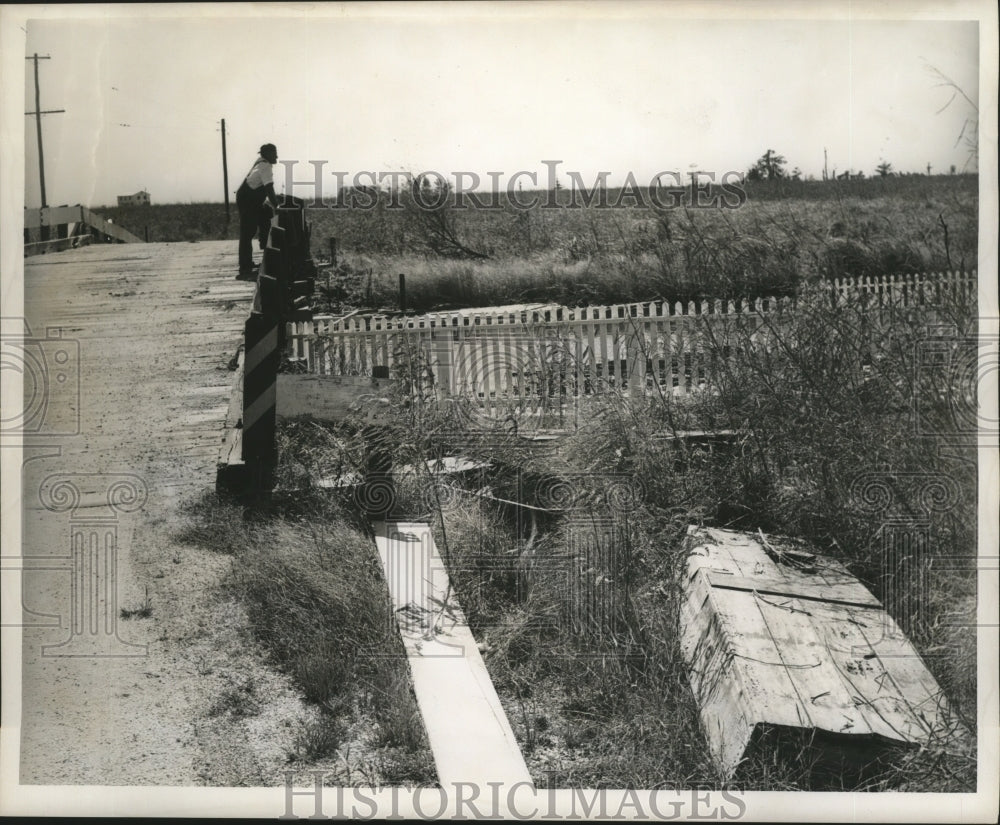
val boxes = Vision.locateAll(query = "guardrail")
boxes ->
[217,199,316,497]
[23,234,93,253]
[24,204,145,250]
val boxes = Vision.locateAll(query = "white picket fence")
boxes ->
[828,270,976,307]
[286,271,976,412]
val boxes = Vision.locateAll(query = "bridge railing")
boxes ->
[217,200,316,496]
[24,204,146,246]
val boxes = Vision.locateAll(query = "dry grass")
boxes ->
[342,280,978,791]
[89,174,976,312]
[177,477,436,785]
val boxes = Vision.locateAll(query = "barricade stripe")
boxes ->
[243,382,276,431]
[245,326,278,373]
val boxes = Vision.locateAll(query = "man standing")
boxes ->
[237,143,280,278]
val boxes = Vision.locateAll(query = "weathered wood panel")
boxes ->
[372,520,533,787]
[275,373,395,422]
[23,204,83,229]
[680,525,969,780]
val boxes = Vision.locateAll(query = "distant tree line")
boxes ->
[746,150,965,182]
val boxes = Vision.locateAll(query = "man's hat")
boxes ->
[260,143,277,159]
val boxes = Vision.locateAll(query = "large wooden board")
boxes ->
[371,520,533,787]
[681,525,969,779]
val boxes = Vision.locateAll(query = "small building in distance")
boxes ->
[117,190,150,207]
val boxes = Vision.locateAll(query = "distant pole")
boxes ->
[398,273,406,313]
[25,54,65,242]
[823,148,829,181]
[221,118,230,223]
[30,54,48,207]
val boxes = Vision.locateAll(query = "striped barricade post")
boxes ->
[240,220,285,493]
[241,312,280,491]
[261,262,286,325]
[264,221,290,320]
[277,201,305,255]
[218,201,316,495]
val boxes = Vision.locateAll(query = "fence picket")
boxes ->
[293,270,976,408]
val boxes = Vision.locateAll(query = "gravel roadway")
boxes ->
[17,241,313,786]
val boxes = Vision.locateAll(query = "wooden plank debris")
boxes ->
[372,520,534,787]
[680,525,969,781]
[275,373,394,421]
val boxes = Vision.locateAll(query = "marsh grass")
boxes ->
[90,175,976,312]
[348,277,978,791]
[169,171,977,790]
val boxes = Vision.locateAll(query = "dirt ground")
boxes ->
[17,242,319,785]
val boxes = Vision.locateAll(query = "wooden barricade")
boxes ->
[217,200,314,496]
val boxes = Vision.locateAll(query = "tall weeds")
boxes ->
[348,276,978,790]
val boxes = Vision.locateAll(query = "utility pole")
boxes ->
[221,118,230,223]
[25,53,65,242]
[823,148,829,181]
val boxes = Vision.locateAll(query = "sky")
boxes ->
[15,3,983,207]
